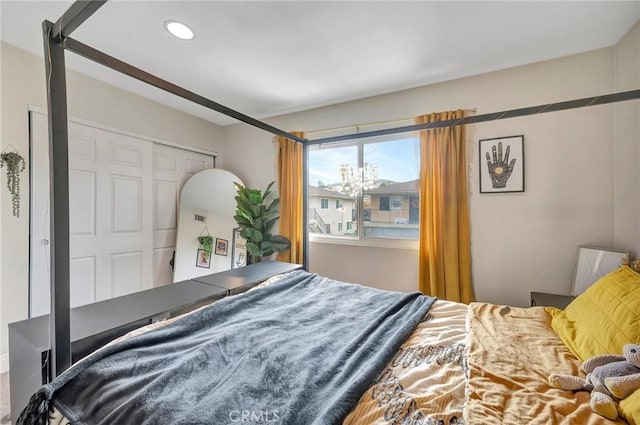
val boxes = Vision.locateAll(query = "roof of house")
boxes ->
[308,185,354,199]
[365,180,419,195]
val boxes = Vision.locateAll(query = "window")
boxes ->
[390,196,403,211]
[308,134,419,241]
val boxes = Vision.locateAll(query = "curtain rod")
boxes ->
[305,109,477,137]
[306,90,640,145]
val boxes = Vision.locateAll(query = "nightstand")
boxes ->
[530,291,575,309]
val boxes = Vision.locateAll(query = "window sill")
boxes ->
[309,234,419,250]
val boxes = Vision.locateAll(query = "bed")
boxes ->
[31,3,640,424]
[17,265,640,425]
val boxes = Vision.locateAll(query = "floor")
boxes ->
[0,372,10,424]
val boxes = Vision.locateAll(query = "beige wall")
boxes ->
[0,42,224,368]
[224,40,638,306]
[614,23,640,256]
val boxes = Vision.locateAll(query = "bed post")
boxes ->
[50,0,108,42]
[42,20,72,377]
[302,142,309,271]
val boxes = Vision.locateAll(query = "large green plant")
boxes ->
[234,181,290,263]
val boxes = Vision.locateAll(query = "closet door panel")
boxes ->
[154,247,175,288]
[99,132,154,298]
[110,251,143,297]
[70,256,96,308]
[110,175,142,234]
[29,111,215,315]
[69,170,96,236]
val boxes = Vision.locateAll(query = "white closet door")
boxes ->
[29,112,214,317]
[152,144,213,287]
[68,124,155,303]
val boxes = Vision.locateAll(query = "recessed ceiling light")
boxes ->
[164,20,194,40]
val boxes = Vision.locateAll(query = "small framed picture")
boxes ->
[196,249,211,268]
[215,238,229,256]
[231,227,247,269]
[479,135,524,193]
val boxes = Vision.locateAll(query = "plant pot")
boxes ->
[248,255,263,265]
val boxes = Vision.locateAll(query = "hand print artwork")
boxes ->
[486,142,516,188]
[479,135,524,193]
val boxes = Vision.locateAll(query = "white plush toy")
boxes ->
[549,344,640,420]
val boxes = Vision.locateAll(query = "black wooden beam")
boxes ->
[302,144,309,271]
[52,0,107,43]
[63,36,306,144]
[42,20,72,377]
[307,89,640,145]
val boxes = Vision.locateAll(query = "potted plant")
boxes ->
[0,150,26,217]
[198,235,213,252]
[233,181,290,264]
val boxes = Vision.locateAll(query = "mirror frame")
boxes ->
[173,168,243,282]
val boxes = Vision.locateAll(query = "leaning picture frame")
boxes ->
[231,227,247,269]
[479,135,524,193]
[571,245,628,296]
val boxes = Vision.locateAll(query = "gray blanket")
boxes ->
[18,270,435,425]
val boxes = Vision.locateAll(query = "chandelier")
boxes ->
[339,163,379,197]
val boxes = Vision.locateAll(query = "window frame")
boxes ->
[307,132,420,249]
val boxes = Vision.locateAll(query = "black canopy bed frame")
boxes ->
[42,0,640,379]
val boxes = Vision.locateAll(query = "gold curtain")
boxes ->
[276,132,305,264]
[417,111,474,303]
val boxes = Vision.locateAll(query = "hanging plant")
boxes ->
[0,151,26,217]
[198,235,213,252]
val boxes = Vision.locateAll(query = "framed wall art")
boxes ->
[215,237,228,256]
[195,249,211,268]
[479,135,524,193]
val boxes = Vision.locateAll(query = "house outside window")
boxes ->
[308,133,419,241]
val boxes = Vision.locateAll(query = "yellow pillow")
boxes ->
[620,388,640,425]
[550,265,640,361]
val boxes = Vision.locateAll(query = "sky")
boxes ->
[308,137,419,187]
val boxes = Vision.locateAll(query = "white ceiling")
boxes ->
[1,1,639,126]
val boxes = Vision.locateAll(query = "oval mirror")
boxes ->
[173,168,243,282]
